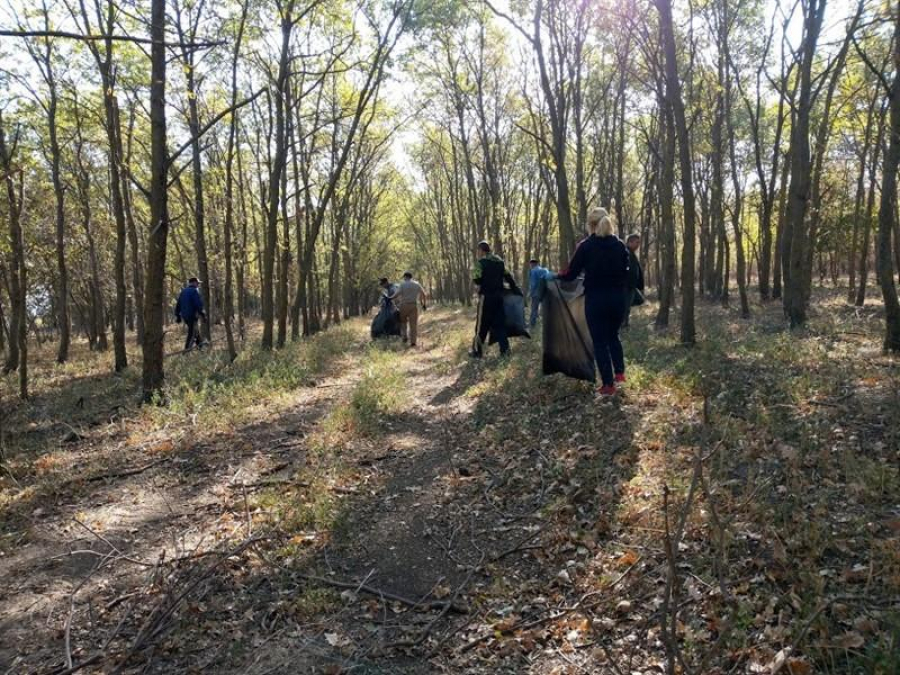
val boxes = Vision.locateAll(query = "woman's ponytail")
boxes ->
[587,205,613,237]
[596,215,613,237]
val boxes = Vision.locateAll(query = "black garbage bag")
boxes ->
[542,278,596,382]
[371,302,400,339]
[487,289,531,344]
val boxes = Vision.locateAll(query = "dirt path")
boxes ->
[0,327,373,674]
[195,310,645,674]
[4,299,898,674]
[3,308,596,674]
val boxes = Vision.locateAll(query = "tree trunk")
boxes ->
[262,2,294,350]
[103,80,129,370]
[655,104,677,330]
[222,2,247,362]
[856,103,886,307]
[187,78,212,340]
[141,0,170,401]
[31,33,71,364]
[0,111,26,396]
[877,9,900,352]
[783,0,826,327]
[657,0,698,344]
[123,105,145,343]
[849,96,877,302]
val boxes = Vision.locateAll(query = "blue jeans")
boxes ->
[529,296,541,327]
[584,289,627,386]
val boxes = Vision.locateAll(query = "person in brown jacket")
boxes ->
[391,271,428,346]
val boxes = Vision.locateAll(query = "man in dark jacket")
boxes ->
[470,241,520,358]
[624,234,644,327]
[175,277,207,351]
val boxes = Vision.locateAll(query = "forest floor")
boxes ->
[1,288,899,675]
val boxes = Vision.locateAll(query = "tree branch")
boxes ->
[166,88,266,166]
[0,28,224,48]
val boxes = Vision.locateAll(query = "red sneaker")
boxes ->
[615,373,626,383]
[598,385,617,396]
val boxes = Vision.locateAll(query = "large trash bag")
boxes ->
[487,289,531,344]
[371,302,401,339]
[542,278,596,382]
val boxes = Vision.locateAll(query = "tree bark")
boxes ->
[783,0,826,327]
[122,103,145,342]
[655,104,677,330]
[261,0,294,350]
[657,0,698,344]
[141,0,170,400]
[0,111,27,397]
[222,2,248,362]
[877,8,900,351]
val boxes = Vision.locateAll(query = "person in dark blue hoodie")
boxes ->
[554,207,629,396]
[175,277,207,352]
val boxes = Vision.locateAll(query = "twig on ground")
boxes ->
[389,553,484,650]
[83,456,172,483]
[457,557,646,655]
[490,526,544,561]
[300,572,469,614]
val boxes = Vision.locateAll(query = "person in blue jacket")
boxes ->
[554,207,629,396]
[175,277,207,352]
[528,259,549,328]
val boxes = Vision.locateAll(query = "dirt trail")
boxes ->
[0,330,373,673]
[2,309,645,674]
[216,310,642,674]
[8,298,892,674]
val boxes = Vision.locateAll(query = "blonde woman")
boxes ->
[554,207,630,395]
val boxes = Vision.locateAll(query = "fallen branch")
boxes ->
[84,457,172,483]
[489,527,543,562]
[388,553,484,650]
[111,535,265,674]
[296,572,469,614]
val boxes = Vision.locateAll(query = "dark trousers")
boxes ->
[585,289,627,386]
[475,294,509,355]
[623,289,636,327]
[184,318,202,351]
[529,296,541,327]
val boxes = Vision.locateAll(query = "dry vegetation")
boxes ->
[1,290,898,674]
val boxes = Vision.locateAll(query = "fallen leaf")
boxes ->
[836,630,865,649]
[433,584,451,599]
[616,550,639,568]
[786,658,812,675]
[324,632,349,647]
[777,443,798,462]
